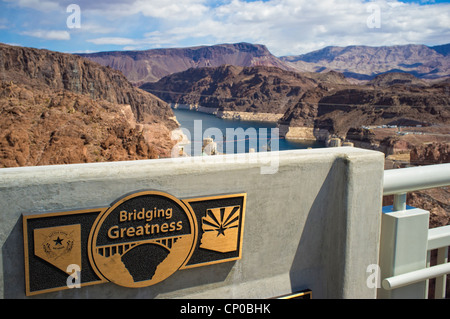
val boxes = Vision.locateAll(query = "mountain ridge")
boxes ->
[281,44,450,80]
[79,42,450,84]
[78,42,292,85]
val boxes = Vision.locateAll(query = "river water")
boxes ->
[172,108,324,154]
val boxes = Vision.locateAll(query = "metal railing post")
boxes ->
[378,208,430,299]
[393,193,407,212]
[434,247,448,299]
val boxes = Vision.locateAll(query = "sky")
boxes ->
[0,0,449,56]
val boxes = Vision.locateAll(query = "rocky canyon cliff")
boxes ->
[0,43,178,167]
[142,64,450,146]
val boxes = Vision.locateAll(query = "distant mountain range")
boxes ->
[79,43,289,85]
[281,44,450,80]
[79,42,450,84]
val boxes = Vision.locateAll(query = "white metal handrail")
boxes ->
[428,226,450,251]
[383,263,450,291]
[383,163,450,196]
[383,163,450,212]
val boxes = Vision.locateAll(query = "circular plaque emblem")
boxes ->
[88,191,197,288]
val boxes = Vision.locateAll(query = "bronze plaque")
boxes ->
[23,191,246,296]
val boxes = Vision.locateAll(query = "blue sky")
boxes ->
[0,0,449,56]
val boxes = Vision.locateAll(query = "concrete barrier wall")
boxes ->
[0,148,385,299]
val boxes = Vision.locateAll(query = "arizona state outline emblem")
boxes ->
[23,190,246,296]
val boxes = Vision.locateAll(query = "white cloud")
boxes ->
[21,30,70,40]
[147,0,450,55]
[4,0,450,55]
[132,0,209,19]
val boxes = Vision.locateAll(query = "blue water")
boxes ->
[172,108,324,154]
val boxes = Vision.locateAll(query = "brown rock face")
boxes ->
[142,65,320,115]
[143,64,450,140]
[0,43,175,123]
[314,79,450,138]
[410,143,450,165]
[0,44,178,167]
[0,82,176,167]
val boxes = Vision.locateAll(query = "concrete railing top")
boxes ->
[0,147,379,186]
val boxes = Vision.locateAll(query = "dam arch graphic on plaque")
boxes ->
[88,191,197,288]
[23,191,246,295]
